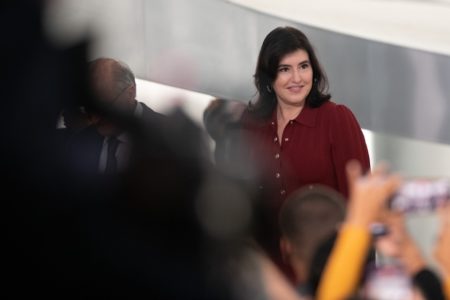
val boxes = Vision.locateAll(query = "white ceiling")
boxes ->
[228,0,450,56]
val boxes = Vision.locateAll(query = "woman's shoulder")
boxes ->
[319,100,365,134]
[318,100,356,117]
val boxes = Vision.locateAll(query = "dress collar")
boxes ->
[270,105,317,127]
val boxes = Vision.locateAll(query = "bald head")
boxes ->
[87,58,137,136]
[88,58,136,105]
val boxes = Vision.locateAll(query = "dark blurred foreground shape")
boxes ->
[203,98,247,168]
[1,2,275,299]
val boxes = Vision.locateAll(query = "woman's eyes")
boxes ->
[278,63,310,72]
[300,63,310,69]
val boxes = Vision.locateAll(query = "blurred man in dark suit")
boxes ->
[66,57,164,176]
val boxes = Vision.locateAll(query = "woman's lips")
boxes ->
[288,85,303,92]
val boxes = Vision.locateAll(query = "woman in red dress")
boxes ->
[243,26,370,207]
[241,26,371,276]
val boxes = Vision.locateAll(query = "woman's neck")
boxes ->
[277,103,304,124]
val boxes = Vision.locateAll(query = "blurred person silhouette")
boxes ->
[316,161,402,299]
[203,97,247,168]
[65,57,165,176]
[87,57,165,135]
[56,105,92,147]
[1,2,270,299]
[317,161,448,299]
[278,185,346,296]
[314,163,450,300]
[121,107,309,300]
[1,0,103,297]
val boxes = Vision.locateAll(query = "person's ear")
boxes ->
[280,237,293,263]
[127,84,136,100]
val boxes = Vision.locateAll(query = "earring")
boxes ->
[266,85,272,93]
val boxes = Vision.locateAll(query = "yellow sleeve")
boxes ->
[316,224,371,300]
[444,276,450,300]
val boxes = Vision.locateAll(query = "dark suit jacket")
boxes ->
[140,102,165,122]
[64,125,104,177]
[64,101,165,177]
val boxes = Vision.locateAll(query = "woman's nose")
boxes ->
[292,69,301,82]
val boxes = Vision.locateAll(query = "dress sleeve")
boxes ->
[330,104,371,198]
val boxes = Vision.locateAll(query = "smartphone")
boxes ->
[389,178,450,214]
[364,264,413,300]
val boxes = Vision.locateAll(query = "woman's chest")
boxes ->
[252,124,334,179]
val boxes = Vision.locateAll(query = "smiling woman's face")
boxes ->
[272,49,313,108]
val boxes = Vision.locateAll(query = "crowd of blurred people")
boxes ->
[3,1,450,299]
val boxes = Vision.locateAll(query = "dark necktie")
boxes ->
[105,136,120,174]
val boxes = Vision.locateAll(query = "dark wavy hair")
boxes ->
[251,26,331,119]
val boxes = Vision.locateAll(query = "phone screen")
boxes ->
[389,178,450,214]
[364,264,413,300]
